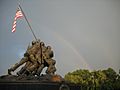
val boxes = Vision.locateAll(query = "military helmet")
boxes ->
[47,46,51,50]
[40,42,45,46]
[49,51,54,58]
[32,40,36,45]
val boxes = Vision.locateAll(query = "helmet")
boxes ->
[49,51,54,58]
[40,42,45,46]
[32,40,36,45]
[47,46,51,50]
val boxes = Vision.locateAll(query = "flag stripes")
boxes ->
[12,9,23,32]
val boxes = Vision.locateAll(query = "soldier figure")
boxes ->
[44,46,56,75]
[8,40,40,75]
[23,41,46,75]
[36,46,56,75]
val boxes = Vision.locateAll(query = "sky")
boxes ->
[0,0,120,76]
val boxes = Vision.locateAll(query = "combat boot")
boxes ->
[8,68,14,75]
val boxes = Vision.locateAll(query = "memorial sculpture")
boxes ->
[2,39,62,82]
[8,39,56,77]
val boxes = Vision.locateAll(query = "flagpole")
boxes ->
[18,4,37,41]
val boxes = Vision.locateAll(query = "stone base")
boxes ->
[0,82,81,90]
[0,75,81,90]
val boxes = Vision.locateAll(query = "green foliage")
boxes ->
[102,68,117,80]
[64,68,120,90]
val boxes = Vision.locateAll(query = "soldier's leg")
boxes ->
[32,68,37,75]
[17,61,32,76]
[46,66,56,75]
[45,59,56,75]
[8,57,28,75]
[51,59,56,74]
[52,59,56,65]
[50,66,56,74]
[46,68,51,74]
[36,64,44,76]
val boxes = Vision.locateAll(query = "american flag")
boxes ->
[12,9,23,32]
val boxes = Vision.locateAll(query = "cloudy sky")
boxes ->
[0,0,120,76]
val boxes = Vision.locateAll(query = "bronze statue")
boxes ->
[8,39,56,76]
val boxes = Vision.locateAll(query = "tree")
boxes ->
[64,68,120,90]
